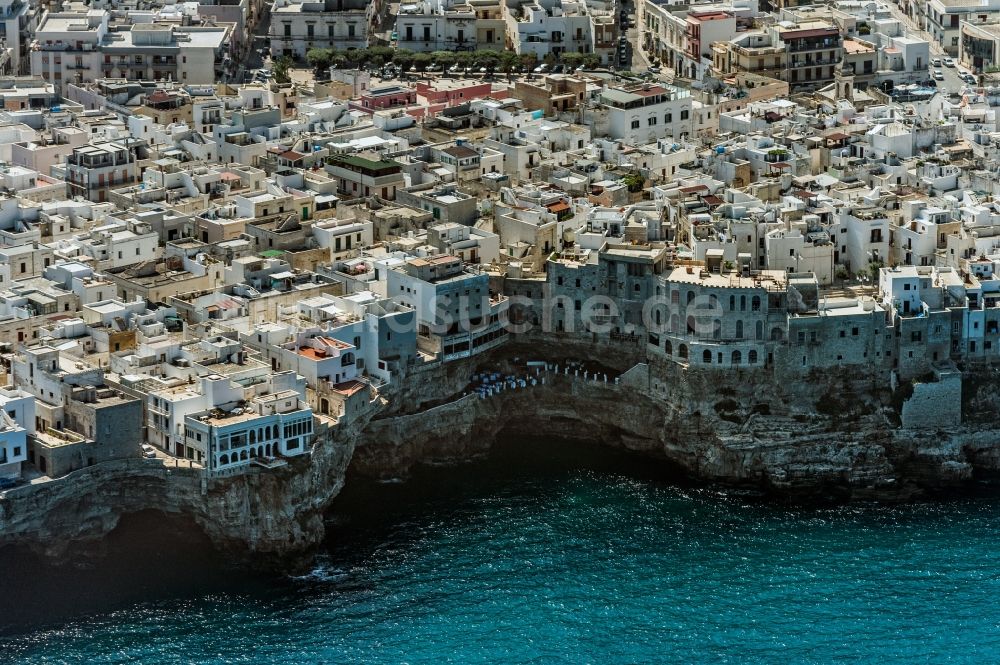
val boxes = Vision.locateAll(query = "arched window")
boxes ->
[771,327,784,341]
[749,349,758,364]
[713,319,722,340]
[755,320,764,340]
[241,450,249,461]
[709,294,719,310]
[679,344,688,359]
[249,430,256,444]
[736,320,744,339]
[654,309,662,326]
[220,454,229,465]
[732,350,742,365]
[671,290,680,304]
[687,315,696,334]
[665,340,672,356]
[341,352,355,366]
[729,295,735,311]
[740,295,746,311]
[703,349,712,364]
[752,295,761,311]
[687,291,696,305]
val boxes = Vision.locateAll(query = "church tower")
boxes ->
[834,61,854,101]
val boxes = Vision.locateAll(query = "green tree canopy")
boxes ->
[273,55,293,83]
[306,48,334,72]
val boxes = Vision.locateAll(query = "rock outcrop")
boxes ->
[2,339,1000,569]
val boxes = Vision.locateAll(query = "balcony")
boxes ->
[787,40,841,53]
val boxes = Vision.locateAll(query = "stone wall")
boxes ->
[901,368,962,429]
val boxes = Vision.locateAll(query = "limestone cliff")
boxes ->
[2,340,1000,569]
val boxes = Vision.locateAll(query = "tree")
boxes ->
[432,50,457,71]
[499,51,519,81]
[455,51,475,72]
[412,52,433,72]
[582,53,601,70]
[330,50,349,69]
[622,172,644,192]
[368,46,395,67]
[562,51,584,71]
[342,48,366,69]
[306,48,333,73]
[392,49,415,70]
[519,52,538,72]
[273,55,293,83]
[474,49,501,72]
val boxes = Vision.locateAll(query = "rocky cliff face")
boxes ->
[3,340,1000,569]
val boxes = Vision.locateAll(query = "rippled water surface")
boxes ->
[3,439,1000,663]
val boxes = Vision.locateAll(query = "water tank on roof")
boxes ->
[716,146,725,154]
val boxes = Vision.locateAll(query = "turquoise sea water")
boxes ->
[3,439,1000,663]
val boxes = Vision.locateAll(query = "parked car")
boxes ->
[141,444,157,459]
[534,63,550,73]
[943,57,955,67]
[648,65,661,74]
[931,57,941,67]
[933,69,944,81]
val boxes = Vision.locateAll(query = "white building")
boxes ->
[596,83,694,144]
[0,388,34,480]
[184,373,313,473]
[31,12,233,93]
[504,0,598,61]
[269,0,377,57]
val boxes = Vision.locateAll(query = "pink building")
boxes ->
[358,85,417,110]
[415,80,500,107]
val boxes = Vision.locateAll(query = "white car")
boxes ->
[140,444,157,459]
[931,57,942,67]
[933,69,944,81]
[943,57,955,67]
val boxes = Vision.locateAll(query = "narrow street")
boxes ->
[624,0,651,72]
[883,3,970,94]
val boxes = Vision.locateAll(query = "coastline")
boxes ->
[2,335,999,572]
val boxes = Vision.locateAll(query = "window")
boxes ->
[631,120,640,129]
[284,23,291,36]
[648,117,657,126]
[665,113,672,123]
[680,110,689,120]
[911,331,922,342]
